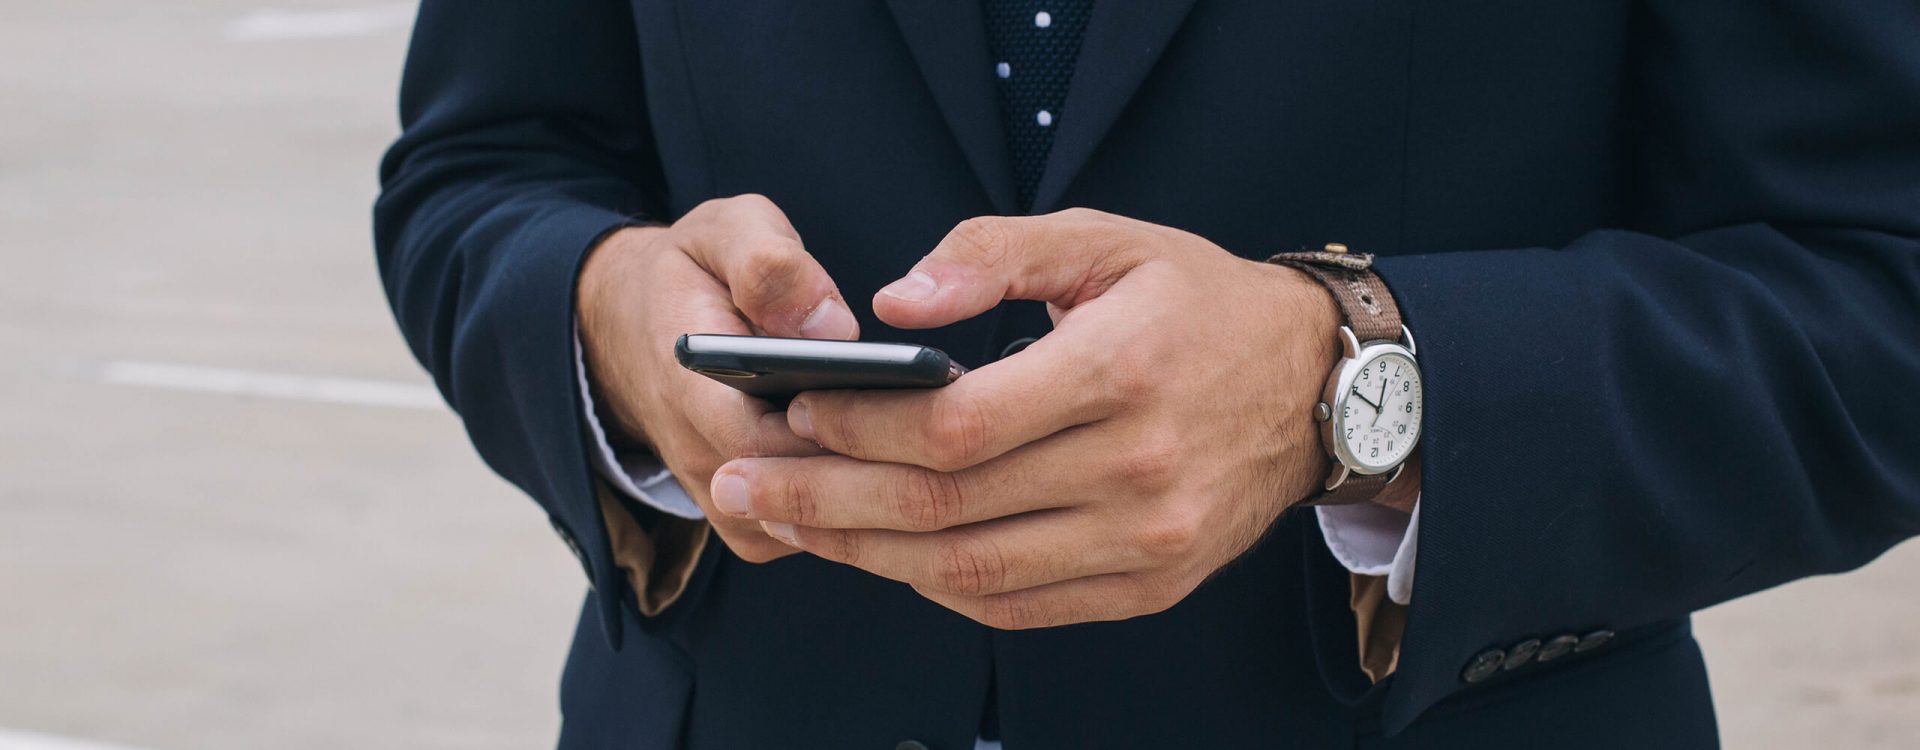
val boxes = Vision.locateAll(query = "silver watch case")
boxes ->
[1314,325,1420,492]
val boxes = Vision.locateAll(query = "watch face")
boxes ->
[1335,348,1423,472]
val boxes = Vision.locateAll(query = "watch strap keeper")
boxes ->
[1266,245,1404,343]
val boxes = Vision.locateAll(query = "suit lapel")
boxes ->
[883,0,1020,215]
[1029,0,1200,213]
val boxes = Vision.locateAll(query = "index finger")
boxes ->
[790,325,1122,472]
[678,194,860,340]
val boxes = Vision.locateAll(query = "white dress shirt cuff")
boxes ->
[1316,498,1420,605]
[575,329,707,520]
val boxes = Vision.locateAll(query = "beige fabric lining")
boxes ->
[1350,572,1407,681]
[596,481,710,616]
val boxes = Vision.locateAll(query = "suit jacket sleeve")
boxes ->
[1362,0,1920,732]
[373,0,668,645]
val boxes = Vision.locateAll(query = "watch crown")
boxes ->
[1315,402,1332,422]
[1323,242,1348,254]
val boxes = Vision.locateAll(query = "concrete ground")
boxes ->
[0,2,1912,748]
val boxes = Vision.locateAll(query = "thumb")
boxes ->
[873,210,1156,329]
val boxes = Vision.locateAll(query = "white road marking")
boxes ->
[225,4,414,41]
[99,360,444,411]
[0,728,153,750]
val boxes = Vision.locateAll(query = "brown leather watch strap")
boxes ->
[1267,245,1404,344]
[1299,470,1392,507]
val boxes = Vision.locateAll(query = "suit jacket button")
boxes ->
[1537,635,1579,662]
[895,742,929,750]
[1574,629,1616,653]
[998,337,1038,360]
[1461,649,1505,684]
[1502,638,1542,671]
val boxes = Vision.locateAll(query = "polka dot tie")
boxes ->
[984,0,1095,213]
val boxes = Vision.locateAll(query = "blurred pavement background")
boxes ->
[0,2,1913,748]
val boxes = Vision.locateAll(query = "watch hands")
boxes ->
[1351,386,1381,409]
[1371,379,1392,428]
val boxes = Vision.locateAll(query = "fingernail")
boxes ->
[879,270,938,302]
[713,473,751,516]
[761,522,798,545]
[798,297,857,340]
[787,400,815,441]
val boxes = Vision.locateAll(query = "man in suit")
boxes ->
[375,1,1920,747]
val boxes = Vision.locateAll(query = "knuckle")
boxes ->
[736,241,808,308]
[710,420,759,459]
[932,535,1006,596]
[898,470,967,531]
[1054,206,1107,224]
[805,398,859,456]
[772,470,820,526]
[818,529,861,566]
[978,594,1040,630]
[1134,504,1202,560]
[946,217,1013,271]
[921,396,993,471]
[719,192,778,218]
[1116,431,1183,490]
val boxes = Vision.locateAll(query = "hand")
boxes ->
[577,194,857,562]
[709,208,1367,628]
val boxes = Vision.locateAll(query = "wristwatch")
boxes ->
[1267,244,1423,506]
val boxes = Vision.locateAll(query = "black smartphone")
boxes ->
[675,333,966,401]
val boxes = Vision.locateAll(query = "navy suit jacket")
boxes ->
[375,1,1920,747]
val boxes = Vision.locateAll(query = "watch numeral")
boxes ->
[1404,402,1413,413]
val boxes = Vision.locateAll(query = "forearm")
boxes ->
[373,0,670,636]
[1383,224,1920,614]
[1352,0,1920,728]
[1367,224,1920,730]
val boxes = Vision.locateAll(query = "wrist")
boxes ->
[1266,245,1423,509]
[577,225,671,449]
[1270,263,1343,367]
[577,225,669,325]
[1294,270,1345,503]
[1249,260,1344,503]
